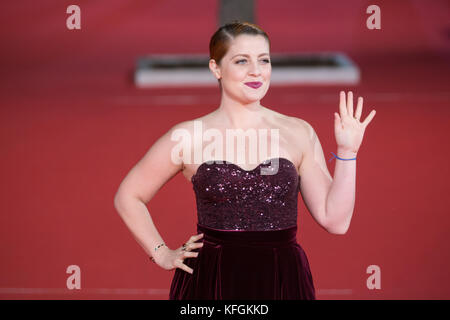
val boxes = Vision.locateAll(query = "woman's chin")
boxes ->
[245,92,266,101]
[240,97,264,105]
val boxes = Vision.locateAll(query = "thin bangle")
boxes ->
[149,243,166,263]
[154,243,166,251]
[328,151,357,163]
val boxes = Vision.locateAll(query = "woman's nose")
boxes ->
[249,61,261,75]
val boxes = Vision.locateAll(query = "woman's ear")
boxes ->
[209,59,221,80]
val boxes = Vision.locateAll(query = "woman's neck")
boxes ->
[217,99,265,129]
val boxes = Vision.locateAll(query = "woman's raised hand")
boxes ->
[334,91,376,154]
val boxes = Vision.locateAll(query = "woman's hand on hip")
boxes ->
[152,233,204,274]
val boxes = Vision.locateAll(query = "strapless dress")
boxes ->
[169,157,316,300]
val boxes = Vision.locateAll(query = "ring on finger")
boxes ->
[181,242,189,251]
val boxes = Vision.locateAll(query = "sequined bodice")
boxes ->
[191,157,300,231]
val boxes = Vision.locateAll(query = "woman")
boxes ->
[114,21,376,300]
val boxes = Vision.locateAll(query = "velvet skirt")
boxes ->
[169,223,316,300]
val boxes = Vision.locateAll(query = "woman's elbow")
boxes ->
[325,222,349,235]
[114,194,124,213]
[114,192,134,213]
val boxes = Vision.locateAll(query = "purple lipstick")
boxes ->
[245,82,263,89]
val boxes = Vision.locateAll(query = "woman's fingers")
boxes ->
[339,91,347,117]
[176,251,198,274]
[175,259,194,274]
[183,242,204,252]
[189,233,204,242]
[183,251,199,258]
[183,233,204,250]
[340,91,369,122]
[174,233,205,274]
[347,91,354,116]
[180,241,203,255]
[362,109,377,127]
[190,242,204,249]
[355,96,363,120]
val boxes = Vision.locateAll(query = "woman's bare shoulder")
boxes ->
[265,108,310,135]
[168,113,212,133]
[283,115,320,149]
[289,116,313,138]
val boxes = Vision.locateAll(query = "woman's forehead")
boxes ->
[227,35,269,56]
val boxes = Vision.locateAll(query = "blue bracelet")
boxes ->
[328,152,357,163]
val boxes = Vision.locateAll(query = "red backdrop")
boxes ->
[0,0,449,299]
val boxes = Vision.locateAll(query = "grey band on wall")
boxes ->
[219,0,255,27]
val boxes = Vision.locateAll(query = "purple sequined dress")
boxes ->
[169,158,316,300]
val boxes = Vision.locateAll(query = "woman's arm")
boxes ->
[113,121,190,260]
[324,148,357,234]
[298,120,336,234]
[114,198,169,260]
[299,120,356,235]
[326,91,376,234]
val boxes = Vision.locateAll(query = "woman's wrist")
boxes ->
[336,148,358,159]
[150,243,169,262]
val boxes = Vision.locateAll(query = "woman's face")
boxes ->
[210,34,271,104]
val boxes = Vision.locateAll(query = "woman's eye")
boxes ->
[236,59,271,64]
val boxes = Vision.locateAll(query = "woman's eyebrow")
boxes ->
[231,53,270,59]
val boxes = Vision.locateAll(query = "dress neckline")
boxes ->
[190,157,297,183]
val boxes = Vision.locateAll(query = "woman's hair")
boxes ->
[209,21,271,66]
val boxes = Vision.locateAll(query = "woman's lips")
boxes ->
[244,81,263,89]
